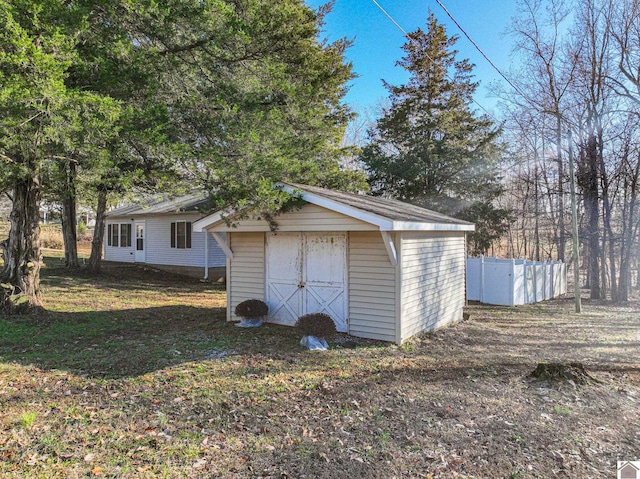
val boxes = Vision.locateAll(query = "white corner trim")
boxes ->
[204,232,209,280]
[380,231,398,266]
[211,232,233,260]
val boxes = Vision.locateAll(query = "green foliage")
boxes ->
[457,201,514,255]
[152,0,367,214]
[358,13,512,244]
[0,0,121,189]
[296,312,337,339]
[234,299,268,319]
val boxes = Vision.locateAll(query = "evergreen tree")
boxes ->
[1,0,365,305]
[359,13,510,252]
[0,0,119,310]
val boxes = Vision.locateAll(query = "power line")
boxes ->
[432,0,580,131]
[433,0,530,101]
[370,0,494,118]
[370,0,409,37]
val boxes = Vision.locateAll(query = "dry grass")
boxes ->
[39,224,64,249]
[0,260,638,478]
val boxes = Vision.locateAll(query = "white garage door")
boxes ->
[266,232,347,332]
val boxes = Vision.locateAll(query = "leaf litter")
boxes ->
[0,262,638,478]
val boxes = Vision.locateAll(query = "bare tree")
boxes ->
[507,0,580,262]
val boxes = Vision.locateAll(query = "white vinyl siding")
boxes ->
[105,214,226,268]
[400,232,466,342]
[210,204,377,232]
[104,221,135,262]
[228,232,265,321]
[144,215,226,268]
[348,231,397,342]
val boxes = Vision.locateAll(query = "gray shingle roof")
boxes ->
[285,183,473,226]
[106,193,211,218]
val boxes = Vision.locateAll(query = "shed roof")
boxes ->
[286,183,473,226]
[106,193,211,218]
[193,183,474,232]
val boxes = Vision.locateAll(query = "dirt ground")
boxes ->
[0,263,639,478]
[243,296,640,479]
[375,296,640,478]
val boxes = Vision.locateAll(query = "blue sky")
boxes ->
[305,0,520,116]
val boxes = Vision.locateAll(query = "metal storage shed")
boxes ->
[193,184,474,344]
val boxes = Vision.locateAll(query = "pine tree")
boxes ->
[359,14,510,252]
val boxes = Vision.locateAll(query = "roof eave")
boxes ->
[386,221,475,232]
[192,211,227,232]
[107,209,205,219]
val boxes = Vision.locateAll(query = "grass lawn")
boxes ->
[0,257,639,478]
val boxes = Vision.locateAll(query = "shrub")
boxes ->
[296,312,337,339]
[234,299,268,318]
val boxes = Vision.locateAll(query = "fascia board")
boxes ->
[279,184,394,230]
[385,221,476,232]
[192,211,226,232]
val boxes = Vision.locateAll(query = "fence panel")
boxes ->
[467,256,567,306]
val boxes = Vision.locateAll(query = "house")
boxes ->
[193,183,474,344]
[104,194,226,280]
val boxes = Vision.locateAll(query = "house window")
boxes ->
[171,221,192,249]
[108,224,118,247]
[120,223,132,247]
[107,223,132,248]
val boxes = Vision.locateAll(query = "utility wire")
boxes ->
[433,0,578,130]
[371,0,410,36]
[434,0,530,101]
[370,0,494,118]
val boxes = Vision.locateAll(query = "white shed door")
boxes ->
[266,232,347,332]
[266,233,303,326]
[304,233,347,331]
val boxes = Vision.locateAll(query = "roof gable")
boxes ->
[193,183,474,232]
[282,183,473,230]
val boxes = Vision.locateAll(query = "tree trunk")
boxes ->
[618,148,640,301]
[0,238,8,279]
[618,193,634,301]
[556,116,566,262]
[603,197,617,301]
[0,174,43,312]
[61,161,79,269]
[87,187,108,273]
[581,132,601,299]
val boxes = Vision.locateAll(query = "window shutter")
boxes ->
[107,225,112,246]
[186,222,192,249]
[170,222,176,248]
